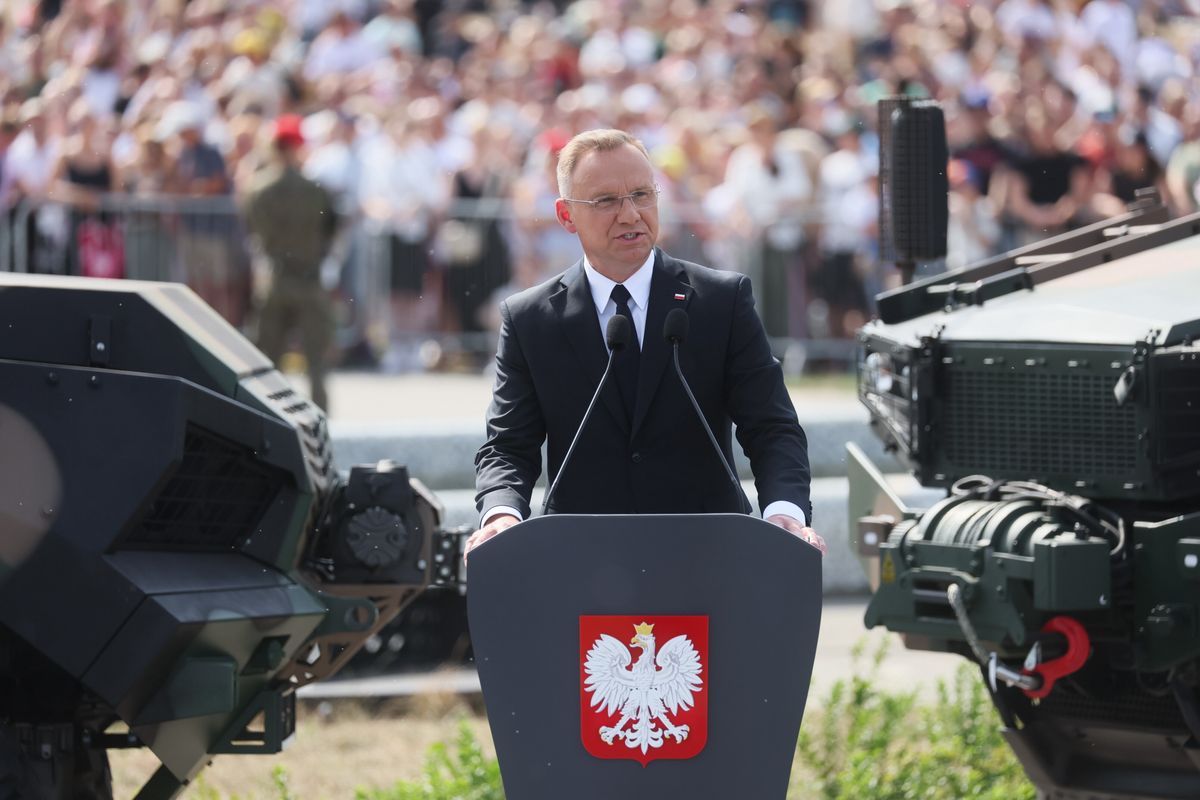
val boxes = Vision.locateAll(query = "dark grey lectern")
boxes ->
[467,514,822,800]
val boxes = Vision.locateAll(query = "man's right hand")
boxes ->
[463,514,520,562]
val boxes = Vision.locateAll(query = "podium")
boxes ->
[467,514,822,799]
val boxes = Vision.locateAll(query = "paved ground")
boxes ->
[291,369,862,425]
[302,596,968,702]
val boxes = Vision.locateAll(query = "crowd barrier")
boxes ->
[0,193,857,371]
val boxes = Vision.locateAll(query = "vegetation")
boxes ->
[353,640,1034,800]
[354,723,503,800]
[124,642,1033,799]
[792,642,1036,800]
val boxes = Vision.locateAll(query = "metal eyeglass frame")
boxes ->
[560,186,661,213]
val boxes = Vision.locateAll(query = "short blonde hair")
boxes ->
[556,129,651,198]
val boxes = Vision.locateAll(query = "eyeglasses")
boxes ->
[562,187,660,213]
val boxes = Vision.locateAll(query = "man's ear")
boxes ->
[554,198,577,233]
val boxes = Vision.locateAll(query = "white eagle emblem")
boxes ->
[582,622,704,754]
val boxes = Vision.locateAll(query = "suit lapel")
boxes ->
[631,251,692,438]
[553,261,631,433]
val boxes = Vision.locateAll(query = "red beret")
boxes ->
[273,114,305,147]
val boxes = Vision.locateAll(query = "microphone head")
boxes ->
[606,313,632,351]
[664,307,689,344]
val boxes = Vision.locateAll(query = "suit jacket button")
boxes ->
[631,452,642,463]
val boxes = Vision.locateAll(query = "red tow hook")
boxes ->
[1022,616,1091,699]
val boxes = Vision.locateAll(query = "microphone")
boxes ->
[541,314,631,515]
[663,308,752,514]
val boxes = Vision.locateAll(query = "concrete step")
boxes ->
[425,474,944,595]
[330,403,901,493]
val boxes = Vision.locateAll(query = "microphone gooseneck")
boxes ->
[664,309,752,515]
[542,315,631,515]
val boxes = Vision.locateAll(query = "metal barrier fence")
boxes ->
[0,194,858,372]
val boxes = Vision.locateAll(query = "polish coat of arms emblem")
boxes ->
[579,615,708,765]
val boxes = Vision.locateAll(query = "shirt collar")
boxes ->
[583,249,656,314]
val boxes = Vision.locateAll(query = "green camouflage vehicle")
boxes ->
[849,197,1200,799]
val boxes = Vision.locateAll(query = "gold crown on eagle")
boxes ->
[633,622,655,636]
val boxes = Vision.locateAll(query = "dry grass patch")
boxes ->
[110,701,492,800]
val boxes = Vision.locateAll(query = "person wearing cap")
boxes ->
[242,114,339,412]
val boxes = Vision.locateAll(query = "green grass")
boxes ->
[342,641,1034,800]
[791,641,1035,800]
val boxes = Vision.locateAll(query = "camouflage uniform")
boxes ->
[243,165,338,411]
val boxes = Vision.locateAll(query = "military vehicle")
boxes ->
[849,194,1200,799]
[0,274,466,799]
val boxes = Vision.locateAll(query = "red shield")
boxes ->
[579,615,708,765]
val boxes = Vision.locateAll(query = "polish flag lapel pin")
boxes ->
[673,292,686,301]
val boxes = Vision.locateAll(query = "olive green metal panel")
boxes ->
[1132,513,1200,672]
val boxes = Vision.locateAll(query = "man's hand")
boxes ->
[463,514,520,562]
[767,514,827,555]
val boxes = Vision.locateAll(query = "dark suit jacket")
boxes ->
[474,249,811,521]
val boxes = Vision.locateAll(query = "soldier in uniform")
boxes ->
[243,115,339,411]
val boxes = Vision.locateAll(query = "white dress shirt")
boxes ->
[583,251,654,349]
[482,249,807,528]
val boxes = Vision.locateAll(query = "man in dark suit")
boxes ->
[466,129,824,558]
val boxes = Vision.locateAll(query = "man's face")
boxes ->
[555,143,659,281]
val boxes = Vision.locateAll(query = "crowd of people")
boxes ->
[1,0,1197,369]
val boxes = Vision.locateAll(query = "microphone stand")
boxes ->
[669,340,754,515]
[542,344,621,516]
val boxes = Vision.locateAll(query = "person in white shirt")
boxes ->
[1,100,60,273]
[717,107,813,350]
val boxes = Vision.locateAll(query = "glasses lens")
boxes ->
[631,190,656,208]
[594,197,618,212]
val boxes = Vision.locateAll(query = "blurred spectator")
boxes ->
[946,159,1000,271]
[117,120,175,280]
[1080,0,1138,74]
[163,101,238,321]
[1091,128,1165,217]
[439,125,514,352]
[1166,102,1200,215]
[948,91,1010,196]
[512,128,579,287]
[218,28,290,118]
[814,113,874,339]
[2,99,58,272]
[0,108,19,267]
[362,0,423,58]
[304,11,382,83]
[714,105,813,347]
[999,104,1091,246]
[76,0,127,116]
[358,110,447,370]
[1,0,1198,368]
[0,108,17,191]
[47,99,119,277]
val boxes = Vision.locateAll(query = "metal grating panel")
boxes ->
[1156,359,1200,464]
[1039,685,1186,732]
[942,369,1138,477]
[126,425,285,549]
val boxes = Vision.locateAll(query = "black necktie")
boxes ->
[610,284,640,422]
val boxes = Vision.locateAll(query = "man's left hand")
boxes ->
[767,514,827,555]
